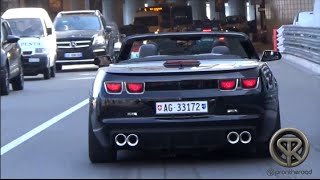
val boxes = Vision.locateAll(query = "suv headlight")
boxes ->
[93,36,105,45]
[35,48,49,54]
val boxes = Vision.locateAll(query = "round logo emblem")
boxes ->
[269,128,310,167]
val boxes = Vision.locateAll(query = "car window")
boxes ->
[54,15,102,31]
[123,35,253,61]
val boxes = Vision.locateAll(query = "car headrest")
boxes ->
[139,44,159,58]
[211,46,231,55]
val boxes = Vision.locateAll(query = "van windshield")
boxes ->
[54,15,102,31]
[7,18,44,37]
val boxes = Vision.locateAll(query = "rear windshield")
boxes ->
[7,18,44,37]
[54,15,102,31]
[119,34,258,61]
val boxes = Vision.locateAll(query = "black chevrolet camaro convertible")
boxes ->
[88,32,282,163]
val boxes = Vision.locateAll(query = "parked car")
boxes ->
[2,8,57,79]
[0,18,24,96]
[53,10,115,70]
[88,32,282,163]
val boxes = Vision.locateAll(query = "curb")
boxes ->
[282,54,320,76]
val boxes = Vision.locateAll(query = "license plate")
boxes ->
[156,101,208,115]
[64,52,83,58]
[29,58,40,63]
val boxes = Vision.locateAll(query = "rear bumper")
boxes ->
[92,114,277,150]
[22,54,49,76]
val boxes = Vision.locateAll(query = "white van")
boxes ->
[2,8,57,79]
[293,11,314,27]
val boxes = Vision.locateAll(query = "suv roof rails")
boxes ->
[57,10,101,17]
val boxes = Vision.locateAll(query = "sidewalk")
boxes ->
[282,54,320,76]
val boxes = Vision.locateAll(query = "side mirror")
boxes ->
[261,50,282,62]
[5,35,20,44]
[94,55,112,67]
[105,26,113,33]
[47,28,53,35]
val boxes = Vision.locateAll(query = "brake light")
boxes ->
[242,78,258,89]
[219,37,225,41]
[202,28,212,32]
[105,82,122,94]
[219,79,237,90]
[126,83,145,94]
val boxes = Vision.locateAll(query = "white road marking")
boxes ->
[0,98,89,156]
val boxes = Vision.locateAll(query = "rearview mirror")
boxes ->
[94,55,112,67]
[5,35,20,44]
[261,50,282,62]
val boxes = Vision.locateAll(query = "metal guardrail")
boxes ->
[277,25,320,65]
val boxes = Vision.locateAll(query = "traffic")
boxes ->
[1,1,320,179]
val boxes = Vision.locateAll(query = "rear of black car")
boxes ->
[88,32,281,163]
[89,63,280,162]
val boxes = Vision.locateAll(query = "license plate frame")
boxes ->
[156,101,208,115]
[28,58,40,63]
[64,52,83,58]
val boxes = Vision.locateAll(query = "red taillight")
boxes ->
[105,82,122,94]
[202,28,212,32]
[219,79,237,90]
[242,78,258,89]
[126,83,144,94]
[219,37,225,41]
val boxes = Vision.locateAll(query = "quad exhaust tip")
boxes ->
[240,131,252,144]
[126,134,139,147]
[227,131,252,144]
[115,133,127,147]
[227,131,240,144]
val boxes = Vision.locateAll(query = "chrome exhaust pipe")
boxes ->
[240,131,252,144]
[227,131,240,144]
[115,133,127,146]
[126,134,139,147]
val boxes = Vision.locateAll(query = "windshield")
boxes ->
[54,15,102,31]
[120,34,256,61]
[7,18,44,37]
[134,16,159,26]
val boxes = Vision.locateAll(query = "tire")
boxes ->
[12,66,24,91]
[89,121,116,163]
[56,64,62,71]
[43,67,51,80]
[50,64,56,78]
[256,110,281,158]
[0,66,10,96]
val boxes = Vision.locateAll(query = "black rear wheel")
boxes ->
[89,121,116,163]
[12,66,24,91]
[0,66,10,95]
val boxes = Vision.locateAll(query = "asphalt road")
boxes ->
[1,61,320,179]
